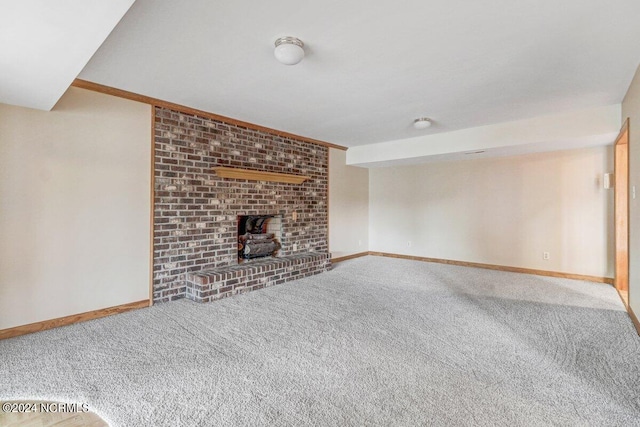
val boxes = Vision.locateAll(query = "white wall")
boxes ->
[369,146,614,278]
[329,149,369,258]
[0,87,151,329]
[622,64,640,317]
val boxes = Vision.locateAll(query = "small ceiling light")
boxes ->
[274,37,305,65]
[413,118,432,129]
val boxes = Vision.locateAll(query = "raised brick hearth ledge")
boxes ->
[185,253,331,303]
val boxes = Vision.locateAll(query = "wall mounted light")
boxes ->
[413,118,432,129]
[274,37,305,65]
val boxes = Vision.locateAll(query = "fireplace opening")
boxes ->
[237,215,282,262]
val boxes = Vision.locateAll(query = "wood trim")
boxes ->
[149,106,156,305]
[614,120,630,294]
[616,285,630,307]
[627,304,640,336]
[622,118,633,314]
[368,252,615,285]
[72,79,155,106]
[0,300,150,340]
[616,117,629,145]
[71,79,348,151]
[331,252,369,263]
[213,167,309,184]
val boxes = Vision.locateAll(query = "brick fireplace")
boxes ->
[153,107,330,303]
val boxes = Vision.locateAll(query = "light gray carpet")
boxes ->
[1,256,639,427]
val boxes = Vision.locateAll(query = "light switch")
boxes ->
[292,211,297,221]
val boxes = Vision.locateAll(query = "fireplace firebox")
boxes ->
[237,215,282,261]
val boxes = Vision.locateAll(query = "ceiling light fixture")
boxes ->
[274,37,305,65]
[413,118,432,129]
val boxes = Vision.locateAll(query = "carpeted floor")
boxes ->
[1,256,639,426]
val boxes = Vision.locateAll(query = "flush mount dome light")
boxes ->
[274,36,305,65]
[413,118,432,129]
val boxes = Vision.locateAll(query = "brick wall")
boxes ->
[153,107,329,302]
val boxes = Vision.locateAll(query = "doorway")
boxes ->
[614,119,629,306]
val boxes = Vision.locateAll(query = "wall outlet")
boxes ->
[292,211,297,221]
[543,251,550,260]
[407,241,412,247]
[358,240,362,246]
[293,243,298,251]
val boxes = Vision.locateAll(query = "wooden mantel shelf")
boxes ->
[213,167,309,184]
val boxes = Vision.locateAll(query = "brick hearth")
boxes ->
[185,252,331,303]
[153,107,329,303]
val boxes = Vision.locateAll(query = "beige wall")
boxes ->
[369,146,614,278]
[622,64,640,317]
[0,87,151,329]
[329,149,369,258]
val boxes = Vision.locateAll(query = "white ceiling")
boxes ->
[0,0,134,110]
[76,0,640,147]
[3,0,639,153]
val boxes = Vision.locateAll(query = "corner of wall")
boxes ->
[328,148,370,259]
[622,63,640,318]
